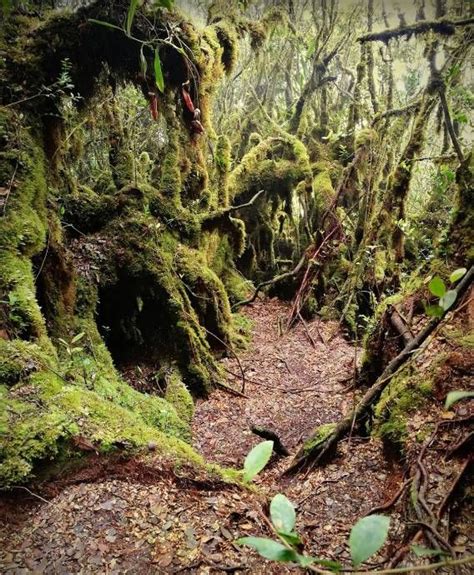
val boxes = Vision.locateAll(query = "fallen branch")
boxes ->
[251,426,290,456]
[284,265,473,474]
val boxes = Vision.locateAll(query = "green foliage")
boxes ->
[445,390,474,410]
[126,0,140,37]
[242,440,273,481]
[270,493,296,535]
[349,515,390,567]
[238,490,391,571]
[154,47,164,93]
[426,267,466,317]
[237,537,297,562]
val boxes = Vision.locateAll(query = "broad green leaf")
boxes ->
[237,537,297,562]
[126,0,140,37]
[425,304,443,318]
[270,494,296,534]
[139,45,147,76]
[445,390,474,410]
[349,515,390,567]
[243,440,273,481]
[411,545,449,558]
[71,332,85,344]
[88,19,123,31]
[449,268,466,284]
[429,276,446,298]
[440,289,457,311]
[154,47,165,93]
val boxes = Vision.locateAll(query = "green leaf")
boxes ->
[425,304,444,318]
[139,45,147,76]
[411,545,449,558]
[445,390,474,410]
[243,440,273,481]
[154,0,174,8]
[278,531,301,546]
[88,19,123,31]
[296,555,315,567]
[270,494,296,534]
[429,276,446,298]
[237,537,297,562]
[307,557,343,571]
[349,515,390,567]
[440,289,457,311]
[449,268,467,284]
[71,332,85,344]
[126,0,140,37]
[154,47,165,93]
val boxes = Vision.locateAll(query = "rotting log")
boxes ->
[284,265,474,474]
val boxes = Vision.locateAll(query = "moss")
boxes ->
[215,134,231,207]
[374,367,434,452]
[61,185,119,233]
[303,423,337,455]
[354,128,378,149]
[0,7,257,488]
[165,370,194,424]
[212,21,240,74]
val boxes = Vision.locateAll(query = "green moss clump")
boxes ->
[61,185,119,233]
[165,370,194,424]
[303,423,337,455]
[374,367,434,452]
[212,21,240,74]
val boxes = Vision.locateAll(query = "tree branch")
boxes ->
[358,18,474,44]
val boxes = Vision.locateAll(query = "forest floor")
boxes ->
[0,299,471,574]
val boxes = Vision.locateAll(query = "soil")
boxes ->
[0,299,472,574]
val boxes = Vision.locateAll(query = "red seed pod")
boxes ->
[191,119,204,134]
[181,86,195,114]
[149,93,158,121]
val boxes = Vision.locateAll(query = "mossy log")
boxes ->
[285,265,473,474]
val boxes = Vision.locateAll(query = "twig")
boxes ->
[2,485,54,506]
[216,381,248,398]
[298,312,317,348]
[232,252,307,310]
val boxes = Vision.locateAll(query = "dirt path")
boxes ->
[0,300,403,573]
[193,299,403,564]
